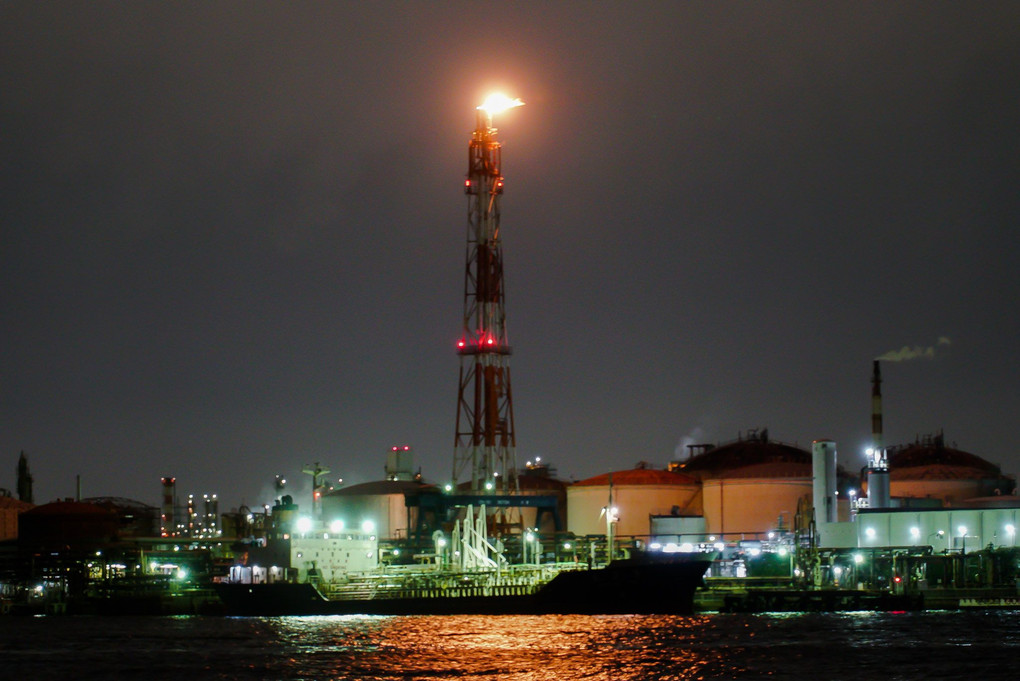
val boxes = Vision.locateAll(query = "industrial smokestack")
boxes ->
[871,360,883,453]
[160,476,176,538]
[867,361,891,509]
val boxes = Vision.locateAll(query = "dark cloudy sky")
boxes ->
[3,2,1019,510]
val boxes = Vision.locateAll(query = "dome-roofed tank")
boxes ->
[675,429,810,479]
[675,429,853,536]
[82,497,159,537]
[322,479,428,540]
[18,499,120,549]
[884,431,1015,505]
[567,463,700,537]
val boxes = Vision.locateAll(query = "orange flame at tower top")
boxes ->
[477,93,524,114]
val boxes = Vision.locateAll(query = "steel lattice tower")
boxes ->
[453,99,522,494]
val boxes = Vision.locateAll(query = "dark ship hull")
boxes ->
[214,553,713,617]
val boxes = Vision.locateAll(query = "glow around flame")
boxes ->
[478,93,524,114]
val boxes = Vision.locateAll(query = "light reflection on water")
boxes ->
[2,611,1020,680]
[266,614,739,680]
[262,611,1020,681]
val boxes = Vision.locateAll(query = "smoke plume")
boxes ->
[675,427,709,460]
[877,337,951,362]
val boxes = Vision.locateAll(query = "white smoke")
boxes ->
[674,427,709,461]
[877,336,951,362]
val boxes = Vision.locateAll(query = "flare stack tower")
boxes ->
[453,96,523,495]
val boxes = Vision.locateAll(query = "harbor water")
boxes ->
[1,610,1017,680]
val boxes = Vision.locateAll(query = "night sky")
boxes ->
[3,2,1019,511]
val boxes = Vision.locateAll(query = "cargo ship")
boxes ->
[214,551,714,616]
[214,504,714,616]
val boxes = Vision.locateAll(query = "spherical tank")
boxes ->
[567,467,700,538]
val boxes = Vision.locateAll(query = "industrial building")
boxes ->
[555,361,1018,553]
[564,431,848,542]
[299,428,1016,556]
[559,427,1015,553]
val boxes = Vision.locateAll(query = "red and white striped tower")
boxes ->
[453,95,523,494]
[160,476,176,537]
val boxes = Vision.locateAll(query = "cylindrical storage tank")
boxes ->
[812,440,838,523]
[867,467,890,509]
[322,480,426,540]
[702,474,812,536]
[567,468,700,538]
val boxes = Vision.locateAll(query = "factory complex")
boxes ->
[4,95,1018,615]
[2,418,1018,615]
